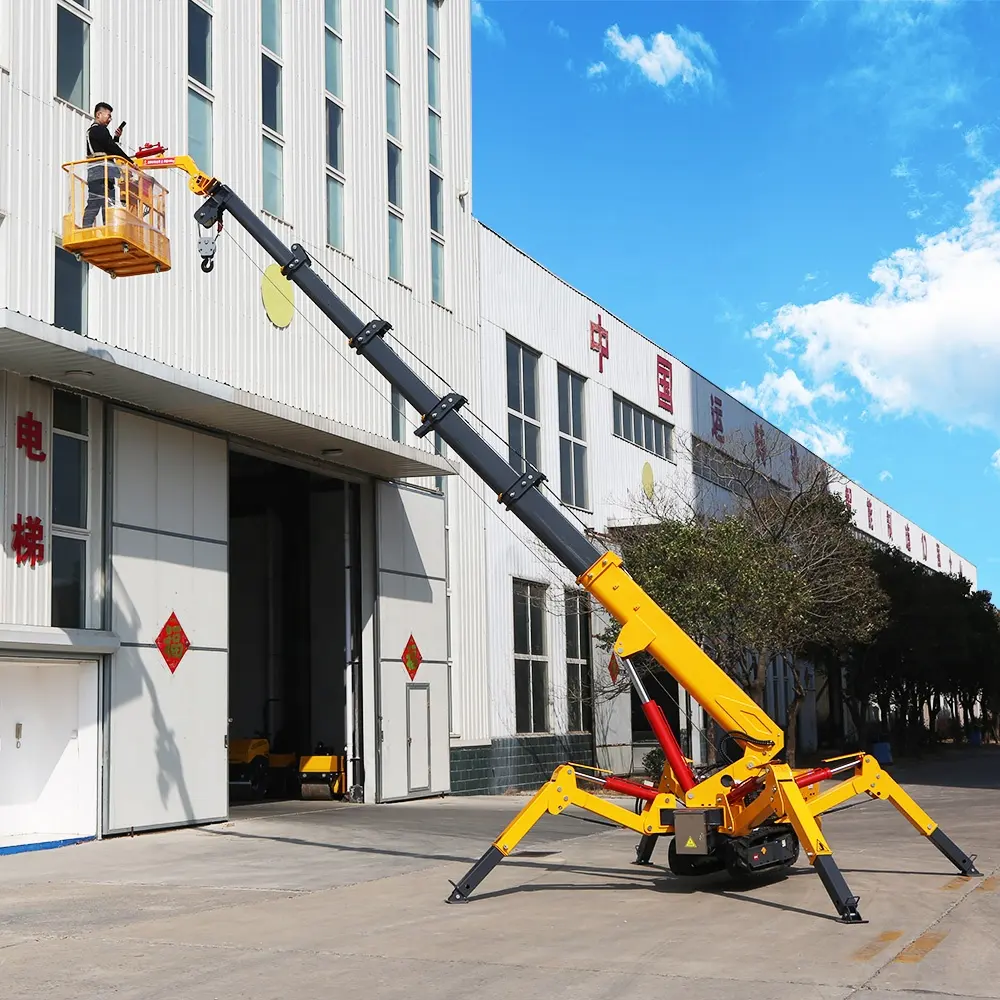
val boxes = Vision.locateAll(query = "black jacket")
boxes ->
[86,122,133,163]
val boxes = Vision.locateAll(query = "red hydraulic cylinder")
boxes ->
[642,698,697,793]
[601,775,660,802]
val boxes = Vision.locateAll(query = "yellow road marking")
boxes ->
[893,930,948,963]
[851,930,903,961]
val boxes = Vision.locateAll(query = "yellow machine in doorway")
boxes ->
[228,738,346,801]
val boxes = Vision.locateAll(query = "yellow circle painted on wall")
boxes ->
[642,462,654,499]
[261,263,295,328]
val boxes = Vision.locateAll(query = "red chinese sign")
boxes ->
[905,524,911,552]
[754,423,767,462]
[156,612,190,674]
[936,542,941,568]
[886,511,893,540]
[866,497,874,531]
[921,533,928,560]
[790,442,800,484]
[16,411,46,462]
[589,313,609,373]
[656,356,673,413]
[710,394,725,444]
[845,486,853,510]
[402,634,422,680]
[11,514,44,567]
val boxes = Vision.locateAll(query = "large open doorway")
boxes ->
[226,448,362,806]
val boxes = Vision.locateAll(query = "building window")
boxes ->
[386,0,403,280]
[613,394,673,460]
[188,89,213,175]
[513,580,548,734]
[261,0,281,55]
[188,0,212,87]
[324,0,342,98]
[506,337,540,475]
[565,590,593,733]
[56,2,90,110]
[262,136,283,217]
[187,2,214,175]
[427,1,444,303]
[324,1,345,251]
[262,54,282,133]
[54,245,86,335]
[558,366,587,508]
[51,390,89,630]
[261,0,283,217]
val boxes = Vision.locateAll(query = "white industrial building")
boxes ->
[0,0,975,851]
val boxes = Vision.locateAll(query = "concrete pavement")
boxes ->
[0,747,998,998]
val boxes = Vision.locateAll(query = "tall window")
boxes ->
[613,394,673,460]
[386,0,403,280]
[187,0,213,173]
[565,590,593,733]
[51,390,90,629]
[261,0,283,217]
[427,0,444,303]
[56,1,90,110]
[513,580,548,734]
[54,245,87,335]
[558,366,587,508]
[324,0,345,250]
[506,337,540,475]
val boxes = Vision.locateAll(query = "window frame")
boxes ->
[55,0,91,112]
[187,0,214,176]
[54,243,87,336]
[505,337,541,476]
[564,589,593,734]
[323,0,346,251]
[557,365,588,510]
[260,0,285,219]
[613,393,674,461]
[50,388,100,631]
[513,579,549,735]
[386,0,404,282]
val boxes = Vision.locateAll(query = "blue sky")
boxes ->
[469,0,1000,597]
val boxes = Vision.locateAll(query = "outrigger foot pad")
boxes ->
[814,856,867,924]
[930,828,982,876]
[447,845,505,903]
[633,833,659,866]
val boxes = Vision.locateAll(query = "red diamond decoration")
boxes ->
[608,653,621,684]
[402,634,422,680]
[155,612,190,674]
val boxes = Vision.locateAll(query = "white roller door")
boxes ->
[376,481,449,801]
[104,410,228,834]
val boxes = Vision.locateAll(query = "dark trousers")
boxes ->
[82,165,119,226]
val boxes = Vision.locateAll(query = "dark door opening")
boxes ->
[226,449,362,803]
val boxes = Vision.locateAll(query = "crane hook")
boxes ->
[201,257,215,273]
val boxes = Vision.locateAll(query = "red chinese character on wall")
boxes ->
[845,486,853,509]
[949,553,953,574]
[921,533,928,560]
[589,313,609,373]
[936,542,941,568]
[754,423,767,461]
[656,356,673,413]
[11,514,44,568]
[866,497,874,530]
[905,524,911,551]
[886,511,893,540]
[710,394,725,444]
[16,411,46,462]
[790,442,800,483]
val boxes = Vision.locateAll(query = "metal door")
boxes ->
[104,410,229,834]
[375,481,449,801]
[406,683,431,793]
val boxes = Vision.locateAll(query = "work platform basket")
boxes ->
[61,156,172,277]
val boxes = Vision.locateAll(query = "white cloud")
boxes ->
[472,1,502,41]
[729,369,845,419]
[587,61,607,78]
[992,449,1000,474]
[549,21,569,40]
[604,24,716,91]
[788,423,852,463]
[879,469,893,482]
[750,169,1000,434]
